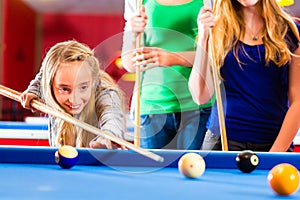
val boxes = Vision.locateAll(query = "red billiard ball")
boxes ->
[268,163,300,196]
[236,150,259,173]
[178,153,206,179]
[55,145,79,169]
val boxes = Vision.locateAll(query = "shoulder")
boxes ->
[96,81,121,99]
[293,20,300,33]
[285,20,300,52]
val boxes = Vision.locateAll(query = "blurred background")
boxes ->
[0,0,299,121]
[0,0,135,121]
[0,0,299,147]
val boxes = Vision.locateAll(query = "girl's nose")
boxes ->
[68,91,78,104]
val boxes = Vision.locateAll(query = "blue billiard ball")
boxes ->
[55,145,78,169]
[236,150,259,173]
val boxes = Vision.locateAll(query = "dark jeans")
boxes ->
[139,107,211,150]
[201,130,294,152]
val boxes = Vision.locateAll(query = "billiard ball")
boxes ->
[267,163,299,196]
[236,150,259,173]
[55,145,79,169]
[178,153,206,178]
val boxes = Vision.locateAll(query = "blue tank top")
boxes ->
[208,22,300,143]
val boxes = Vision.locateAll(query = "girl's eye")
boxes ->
[80,85,89,91]
[59,87,70,93]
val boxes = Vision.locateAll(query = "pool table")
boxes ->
[0,121,49,146]
[1,120,300,150]
[0,118,134,146]
[0,146,299,199]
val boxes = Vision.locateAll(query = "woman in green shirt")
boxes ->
[122,0,213,149]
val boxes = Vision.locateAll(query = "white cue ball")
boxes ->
[178,153,206,178]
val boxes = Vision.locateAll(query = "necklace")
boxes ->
[246,24,264,41]
[252,35,259,41]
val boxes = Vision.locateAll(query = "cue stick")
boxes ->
[204,0,228,151]
[133,0,143,147]
[0,84,164,162]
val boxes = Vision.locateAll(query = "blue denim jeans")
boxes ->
[139,107,211,150]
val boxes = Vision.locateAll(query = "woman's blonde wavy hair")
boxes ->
[211,0,300,78]
[41,40,124,147]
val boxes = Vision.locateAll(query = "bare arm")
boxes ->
[121,0,196,72]
[121,0,145,72]
[189,6,215,105]
[189,39,214,105]
[132,48,196,71]
[270,46,300,152]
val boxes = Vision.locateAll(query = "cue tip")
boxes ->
[158,156,164,163]
[148,152,164,163]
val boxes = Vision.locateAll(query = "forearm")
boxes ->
[271,46,300,152]
[121,31,138,72]
[173,51,195,67]
[269,102,300,152]
[189,39,214,105]
[96,89,126,139]
[122,0,140,72]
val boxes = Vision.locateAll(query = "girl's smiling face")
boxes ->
[52,61,93,115]
[237,0,259,7]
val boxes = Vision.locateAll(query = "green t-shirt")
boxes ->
[140,0,214,115]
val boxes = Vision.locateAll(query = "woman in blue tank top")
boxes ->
[189,0,300,151]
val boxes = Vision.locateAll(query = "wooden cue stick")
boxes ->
[204,0,228,151]
[133,0,143,147]
[0,84,164,162]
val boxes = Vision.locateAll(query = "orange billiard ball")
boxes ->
[267,163,300,196]
[55,145,79,169]
[178,153,206,179]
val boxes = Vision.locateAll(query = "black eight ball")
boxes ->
[236,150,259,173]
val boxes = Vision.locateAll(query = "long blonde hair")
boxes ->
[41,40,124,147]
[211,0,300,77]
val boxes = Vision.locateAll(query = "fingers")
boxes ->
[90,138,112,149]
[90,138,128,150]
[118,145,128,150]
[136,5,147,18]
[197,7,215,42]
[140,62,158,72]
[89,135,129,150]
[20,92,38,112]
[131,6,147,33]
[89,141,106,149]
[198,7,215,28]
[133,47,158,61]
[139,5,145,12]
[129,47,162,70]
[111,142,128,150]
[132,53,158,69]
[200,6,213,14]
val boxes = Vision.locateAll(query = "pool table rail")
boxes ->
[0,146,299,171]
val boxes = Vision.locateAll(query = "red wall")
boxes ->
[2,0,36,91]
[1,0,37,121]
[1,4,132,120]
[41,14,133,110]
[41,14,126,78]
[2,3,126,90]
[42,14,124,51]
